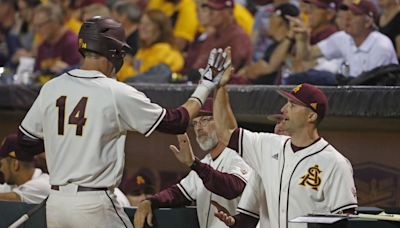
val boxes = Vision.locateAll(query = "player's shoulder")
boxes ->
[320,140,352,168]
[243,128,289,141]
[221,147,245,159]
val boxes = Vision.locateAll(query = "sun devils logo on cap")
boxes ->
[9,151,16,158]
[310,102,317,110]
[79,38,87,49]
[136,175,145,185]
[353,0,361,4]
[292,84,302,93]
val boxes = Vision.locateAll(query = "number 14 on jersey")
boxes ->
[56,96,88,136]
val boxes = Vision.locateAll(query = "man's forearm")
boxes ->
[214,86,237,146]
[191,159,245,199]
[267,38,293,73]
[149,185,192,209]
[296,38,311,61]
[182,98,202,120]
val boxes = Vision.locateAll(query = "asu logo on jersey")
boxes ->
[300,165,322,191]
[79,38,87,49]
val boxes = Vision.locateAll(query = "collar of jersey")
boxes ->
[68,69,108,78]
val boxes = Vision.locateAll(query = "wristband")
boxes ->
[190,158,200,170]
[190,84,210,105]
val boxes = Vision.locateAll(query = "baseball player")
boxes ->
[17,16,230,228]
[134,98,252,228]
[214,114,287,228]
[0,133,49,203]
[213,76,357,228]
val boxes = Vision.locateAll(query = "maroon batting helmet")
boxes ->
[78,16,131,73]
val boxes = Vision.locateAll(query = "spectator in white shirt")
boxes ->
[0,133,50,203]
[289,0,398,83]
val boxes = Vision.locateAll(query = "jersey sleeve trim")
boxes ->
[238,128,244,157]
[236,207,260,219]
[144,108,166,137]
[177,183,195,202]
[331,203,358,213]
[231,173,248,184]
[19,125,42,139]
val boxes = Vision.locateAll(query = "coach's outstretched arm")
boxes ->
[213,60,237,147]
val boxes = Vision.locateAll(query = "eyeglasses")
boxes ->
[192,116,213,127]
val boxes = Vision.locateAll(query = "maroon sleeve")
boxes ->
[149,185,192,209]
[17,129,45,156]
[227,128,240,152]
[191,158,245,200]
[230,213,259,228]
[156,107,189,134]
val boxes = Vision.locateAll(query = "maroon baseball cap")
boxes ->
[0,134,43,162]
[129,168,156,195]
[198,97,213,116]
[303,0,341,10]
[340,0,378,22]
[278,83,328,120]
[202,0,234,10]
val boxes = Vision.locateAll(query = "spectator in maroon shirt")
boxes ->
[33,4,80,80]
[183,0,252,78]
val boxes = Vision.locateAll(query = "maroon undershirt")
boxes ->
[291,137,321,152]
[156,107,190,134]
[149,158,246,209]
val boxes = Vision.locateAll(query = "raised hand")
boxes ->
[169,133,195,167]
[212,200,235,226]
[286,15,309,42]
[218,47,233,86]
[190,47,232,105]
[200,47,232,90]
[134,200,154,228]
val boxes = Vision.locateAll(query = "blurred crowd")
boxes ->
[0,0,399,86]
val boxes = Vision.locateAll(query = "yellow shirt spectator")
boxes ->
[132,42,184,76]
[65,17,82,35]
[116,57,135,82]
[148,0,198,42]
[233,3,254,36]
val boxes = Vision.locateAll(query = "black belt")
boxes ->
[51,185,108,191]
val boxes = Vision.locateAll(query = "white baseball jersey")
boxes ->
[12,168,50,203]
[0,183,14,192]
[115,187,131,207]
[20,69,165,188]
[178,148,252,228]
[237,129,357,228]
[237,172,270,228]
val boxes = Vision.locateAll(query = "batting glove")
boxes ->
[191,48,231,105]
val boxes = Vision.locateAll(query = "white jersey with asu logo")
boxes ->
[178,148,252,228]
[237,129,357,228]
[236,172,270,228]
[20,69,166,188]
